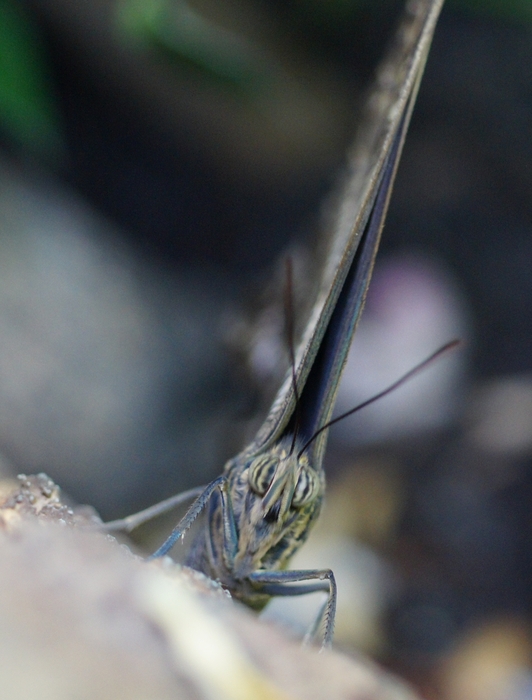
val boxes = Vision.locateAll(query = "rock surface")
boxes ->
[0,474,420,700]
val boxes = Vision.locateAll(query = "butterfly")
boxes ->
[105,0,446,648]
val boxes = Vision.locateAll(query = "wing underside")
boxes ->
[245,0,444,460]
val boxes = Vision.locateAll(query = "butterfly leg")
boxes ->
[184,474,239,571]
[149,474,228,559]
[102,485,206,532]
[248,568,337,649]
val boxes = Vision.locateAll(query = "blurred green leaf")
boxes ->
[116,0,274,95]
[449,0,532,23]
[0,0,63,157]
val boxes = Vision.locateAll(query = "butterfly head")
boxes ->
[231,437,324,576]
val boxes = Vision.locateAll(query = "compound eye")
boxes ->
[248,455,277,496]
[292,467,320,508]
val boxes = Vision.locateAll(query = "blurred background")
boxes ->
[1,0,532,698]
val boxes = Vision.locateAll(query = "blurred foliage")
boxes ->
[449,0,532,23]
[116,0,275,96]
[0,0,62,158]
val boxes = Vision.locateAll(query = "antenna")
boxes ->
[297,339,460,458]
